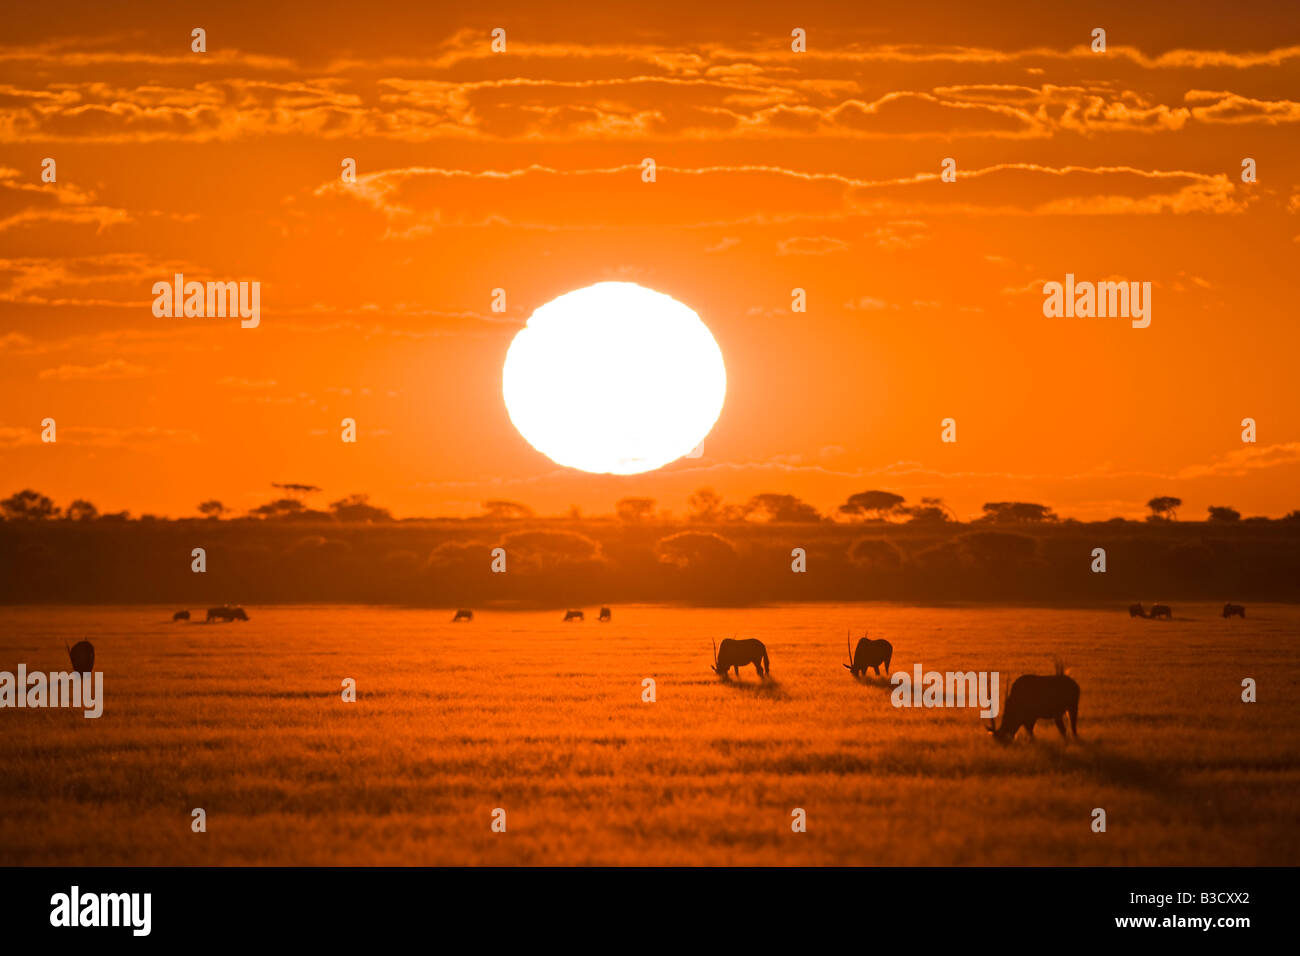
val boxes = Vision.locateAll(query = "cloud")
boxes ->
[1175,443,1300,480]
[38,358,152,381]
[776,235,850,255]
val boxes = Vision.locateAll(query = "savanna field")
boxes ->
[0,604,1296,866]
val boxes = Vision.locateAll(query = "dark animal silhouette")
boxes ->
[452,609,474,622]
[66,640,94,673]
[598,607,612,622]
[844,631,892,677]
[1128,603,1146,618]
[1149,604,1172,619]
[712,637,769,680]
[206,605,249,622]
[987,666,1079,742]
[173,610,190,621]
[1222,603,1246,619]
[563,609,584,622]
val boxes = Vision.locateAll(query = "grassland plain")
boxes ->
[0,603,1296,865]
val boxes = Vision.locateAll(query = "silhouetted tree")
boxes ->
[0,489,59,520]
[497,529,603,573]
[686,487,724,522]
[65,499,98,521]
[745,493,821,523]
[1207,505,1241,522]
[848,538,903,571]
[904,497,954,524]
[330,493,392,522]
[654,531,738,570]
[616,497,657,523]
[838,490,905,521]
[1147,496,1182,521]
[978,501,1058,524]
[250,498,306,519]
[197,500,227,519]
[481,500,534,520]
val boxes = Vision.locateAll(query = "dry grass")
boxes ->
[1,603,1296,865]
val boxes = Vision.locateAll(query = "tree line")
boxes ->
[2,485,1296,525]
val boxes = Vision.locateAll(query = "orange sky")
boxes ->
[2,1,1298,520]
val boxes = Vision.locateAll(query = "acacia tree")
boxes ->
[0,489,59,520]
[1207,505,1241,522]
[65,499,99,521]
[686,488,724,522]
[616,497,657,523]
[838,490,905,521]
[197,500,227,519]
[978,501,1058,524]
[745,493,821,523]
[1147,496,1182,521]
[481,500,534,520]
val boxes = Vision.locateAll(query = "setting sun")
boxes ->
[501,282,726,475]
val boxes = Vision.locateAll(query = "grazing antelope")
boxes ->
[844,631,892,677]
[711,637,769,680]
[598,607,612,622]
[66,640,95,673]
[563,609,584,622]
[1149,604,1172,619]
[1222,603,1246,619]
[1128,603,1146,618]
[452,609,474,622]
[986,662,1079,742]
[206,605,249,622]
[173,610,190,621]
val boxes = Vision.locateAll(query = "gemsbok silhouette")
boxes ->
[563,609,584,622]
[1149,604,1173,619]
[711,637,769,680]
[206,605,249,622]
[844,631,892,677]
[173,610,190,621]
[986,662,1079,742]
[1128,603,1146,618]
[1222,603,1246,618]
[452,609,474,622]
[598,607,612,622]
[66,640,94,673]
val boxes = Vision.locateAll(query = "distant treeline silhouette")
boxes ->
[2,486,1291,526]
[2,486,1298,605]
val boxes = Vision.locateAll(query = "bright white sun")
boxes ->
[502,282,726,475]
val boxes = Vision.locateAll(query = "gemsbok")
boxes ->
[1149,604,1172,619]
[711,637,770,680]
[563,609,584,622]
[844,631,892,677]
[206,605,249,622]
[452,609,474,622]
[66,640,95,673]
[986,662,1079,742]
[598,607,612,622]
[1128,603,1146,618]
[1222,603,1246,619]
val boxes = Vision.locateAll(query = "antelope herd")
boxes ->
[127,600,1253,745]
